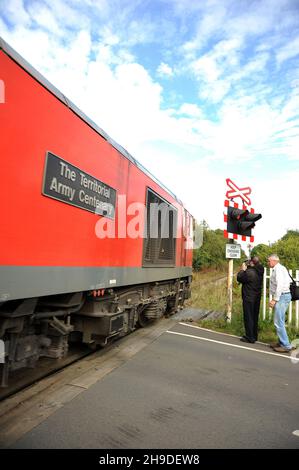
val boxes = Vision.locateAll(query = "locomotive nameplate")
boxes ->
[42,152,116,218]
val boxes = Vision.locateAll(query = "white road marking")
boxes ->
[292,430,299,437]
[166,330,299,362]
[179,322,269,345]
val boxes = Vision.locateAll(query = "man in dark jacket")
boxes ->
[237,256,264,343]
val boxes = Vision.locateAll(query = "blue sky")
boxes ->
[1,0,299,246]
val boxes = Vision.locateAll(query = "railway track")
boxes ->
[0,317,175,449]
[205,275,227,285]
[0,344,93,401]
[0,276,226,403]
[0,315,177,402]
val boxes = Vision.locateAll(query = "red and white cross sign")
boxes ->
[226,178,251,206]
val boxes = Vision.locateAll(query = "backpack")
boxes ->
[288,272,299,301]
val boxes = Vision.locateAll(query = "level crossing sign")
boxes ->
[226,178,251,206]
[226,243,241,259]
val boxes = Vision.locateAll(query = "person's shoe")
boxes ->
[273,346,291,353]
[240,336,249,342]
[270,342,281,349]
[240,336,255,344]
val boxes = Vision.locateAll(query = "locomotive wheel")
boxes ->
[166,297,177,316]
[137,308,154,328]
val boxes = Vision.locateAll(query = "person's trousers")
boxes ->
[243,296,261,342]
[274,293,292,349]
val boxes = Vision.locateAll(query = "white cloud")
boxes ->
[0,16,8,35]
[1,0,31,26]
[2,26,51,66]
[199,79,231,103]
[188,38,243,102]
[226,10,274,38]
[192,55,220,82]
[156,62,173,78]
[180,2,228,56]
[276,35,299,65]
[178,103,203,118]
[27,3,61,35]
[124,19,156,46]
[253,171,299,245]
[231,53,270,81]
[1,0,299,245]
[179,0,287,59]
[212,37,242,57]
[2,17,297,171]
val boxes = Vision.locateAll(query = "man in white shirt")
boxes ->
[268,254,292,352]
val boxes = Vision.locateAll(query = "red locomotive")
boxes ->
[0,38,193,386]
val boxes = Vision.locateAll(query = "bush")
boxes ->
[251,230,299,271]
[193,222,245,271]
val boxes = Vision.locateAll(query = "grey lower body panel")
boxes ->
[0,266,192,301]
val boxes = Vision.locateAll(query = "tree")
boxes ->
[244,232,299,271]
[193,223,245,271]
[250,244,271,265]
[193,225,299,272]
[281,230,299,241]
[272,236,299,271]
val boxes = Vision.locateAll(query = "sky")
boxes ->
[1,0,299,248]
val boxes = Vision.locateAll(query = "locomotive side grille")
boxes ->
[143,189,177,266]
[110,315,124,334]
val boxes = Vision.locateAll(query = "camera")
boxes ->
[243,259,251,266]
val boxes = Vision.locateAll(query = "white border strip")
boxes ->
[166,330,299,362]
[178,322,269,345]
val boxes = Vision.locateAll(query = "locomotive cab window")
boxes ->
[143,188,177,266]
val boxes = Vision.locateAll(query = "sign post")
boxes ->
[247,243,253,258]
[227,249,234,324]
[224,178,255,324]
[225,241,240,323]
